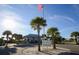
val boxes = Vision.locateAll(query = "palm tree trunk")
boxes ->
[53,39,56,49]
[75,36,78,45]
[37,26,41,51]
[5,35,8,48]
[53,36,56,49]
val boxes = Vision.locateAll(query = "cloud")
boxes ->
[26,4,35,9]
[59,25,79,38]
[60,25,79,32]
[49,15,75,23]
[0,4,14,9]
[0,5,25,23]
[0,12,30,35]
[72,4,79,17]
[73,4,79,10]
[0,5,31,35]
[0,4,15,12]
[48,15,77,38]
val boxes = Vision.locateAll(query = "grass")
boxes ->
[64,41,76,45]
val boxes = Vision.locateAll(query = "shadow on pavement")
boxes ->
[58,52,79,55]
[14,44,35,48]
[0,47,17,55]
[40,51,53,55]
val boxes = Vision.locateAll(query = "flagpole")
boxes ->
[38,4,45,35]
[42,4,45,35]
[43,5,44,19]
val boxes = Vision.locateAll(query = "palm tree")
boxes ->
[47,27,59,49]
[12,33,23,41]
[54,32,62,44]
[30,17,46,51]
[3,30,12,47]
[71,32,79,45]
[12,33,18,43]
[12,33,18,39]
[17,34,23,41]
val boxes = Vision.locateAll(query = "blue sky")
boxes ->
[0,4,79,38]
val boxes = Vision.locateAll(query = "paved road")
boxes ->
[11,44,71,55]
[56,44,79,55]
[57,44,79,52]
[0,44,79,55]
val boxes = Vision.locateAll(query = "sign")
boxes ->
[42,39,52,46]
[77,36,79,43]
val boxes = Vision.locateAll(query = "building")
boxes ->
[23,34,42,44]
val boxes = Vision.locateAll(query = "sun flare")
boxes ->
[2,19,16,30]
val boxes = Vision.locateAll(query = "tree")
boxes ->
[12,33,23,43]
[69,38,74,42]
[12,33,17,39]
[55,36,62,44]
[0,37,4,46]
[71,32,79,45]
[47,27,60,49]
[17,34,23,41]
[3,30,12,48]
[30,17,46,51]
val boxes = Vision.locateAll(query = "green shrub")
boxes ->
[0,38,3,46]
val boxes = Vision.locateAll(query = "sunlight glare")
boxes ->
[2,19,16,30]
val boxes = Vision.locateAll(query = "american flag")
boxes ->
[38,4,43,11]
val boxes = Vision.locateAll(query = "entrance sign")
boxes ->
[77,36,79,43]
[42,39,52,46]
